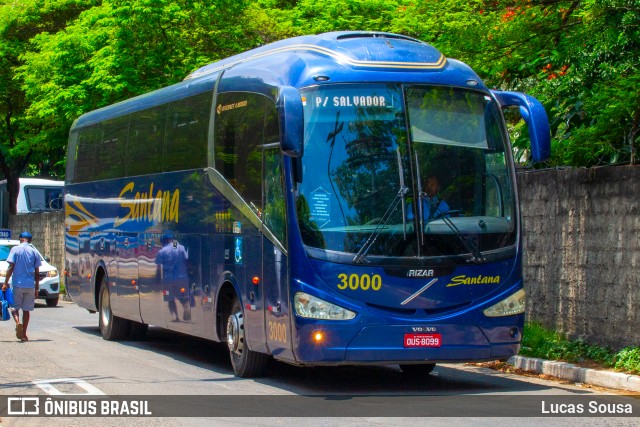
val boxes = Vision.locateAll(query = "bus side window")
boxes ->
[263,149,285,244]
[127,106,166,177]
[67,131,79,183]
[164,90,211,172]
[214,92,271,218]
[94,115,129,180]
[76,125,97,183]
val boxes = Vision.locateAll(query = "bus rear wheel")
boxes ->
[98,277,130,341]
[399,363,436,375]
[226,297,269,378]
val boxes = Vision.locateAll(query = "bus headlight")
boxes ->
[483,289,526,317]
[294,292,356,320]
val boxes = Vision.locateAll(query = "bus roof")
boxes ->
[72,31,486,130]
[184,31,484,87]
[185,31,447,80]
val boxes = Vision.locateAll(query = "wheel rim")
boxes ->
[100,285,111,327]
[226,310,244,357]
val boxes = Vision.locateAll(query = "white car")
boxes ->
[0,239,60,307]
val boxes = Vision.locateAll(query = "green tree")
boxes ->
[19,0,258,187]
[12,0,640,177]
[258,0,640,167]
[0,0,94,213]
[545,0,640,166]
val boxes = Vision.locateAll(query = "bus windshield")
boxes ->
[297,84,516,264]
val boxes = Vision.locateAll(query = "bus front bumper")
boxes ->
[291,323,522,365]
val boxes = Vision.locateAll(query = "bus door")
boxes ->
[262,147,293,359]
[138,233,164,326]
[115,231,142,321]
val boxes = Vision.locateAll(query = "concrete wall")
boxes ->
[8,211,65,284]
[518,165,640,349]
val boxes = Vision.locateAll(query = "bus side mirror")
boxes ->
[277,86,304,157]
[491,90,551,162]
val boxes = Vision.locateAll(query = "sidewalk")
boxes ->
[508,355,640,392]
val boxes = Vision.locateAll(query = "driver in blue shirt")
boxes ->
[407,175,450,221]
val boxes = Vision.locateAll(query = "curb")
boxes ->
[508,355,640,392]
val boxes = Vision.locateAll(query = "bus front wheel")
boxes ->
[226,297,269,378]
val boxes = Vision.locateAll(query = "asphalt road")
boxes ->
[0,300,638,426]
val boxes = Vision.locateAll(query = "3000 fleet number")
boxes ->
[337,273,382,291]
[267,321,287,343]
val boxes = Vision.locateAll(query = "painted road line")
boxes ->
[32,378,105,395]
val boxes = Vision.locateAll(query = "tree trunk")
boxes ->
[3,171,20,215]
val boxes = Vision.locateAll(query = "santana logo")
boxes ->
[114,182,180,227]
[446,275,500,287]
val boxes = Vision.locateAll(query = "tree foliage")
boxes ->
[19,0,256,164]
[254,0,640,167]
[0,0,636,214]
[0,0,95,212]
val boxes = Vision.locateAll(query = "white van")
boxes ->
[0,178,64,228]
[0,178,64,213]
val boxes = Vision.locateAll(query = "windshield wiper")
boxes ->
[397,148,408,239]
[353,149,408,264]
[414,150,483,263]
[423,198,485,263]
[415,151,425,246]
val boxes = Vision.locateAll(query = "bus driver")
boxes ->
[407,175,450,222]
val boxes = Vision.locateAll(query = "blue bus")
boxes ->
[64,32,550,377]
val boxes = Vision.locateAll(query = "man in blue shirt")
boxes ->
[407,175,450,222]
[1,231,41,341]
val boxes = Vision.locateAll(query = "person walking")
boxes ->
[1,231,41,341]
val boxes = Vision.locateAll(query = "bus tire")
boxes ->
[98,277,129,341]
[399,363,436,375]
[226,297,269,378]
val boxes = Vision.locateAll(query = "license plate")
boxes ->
[404,333,442,348]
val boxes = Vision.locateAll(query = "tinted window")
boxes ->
[164,91,211,172]
[75,126,97,182]
[127,105,166,177]
[214,93,278,216]
[66,131,79,183]
[263,149,286,244]
[95,115,129,180]
[71,90,214,181]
